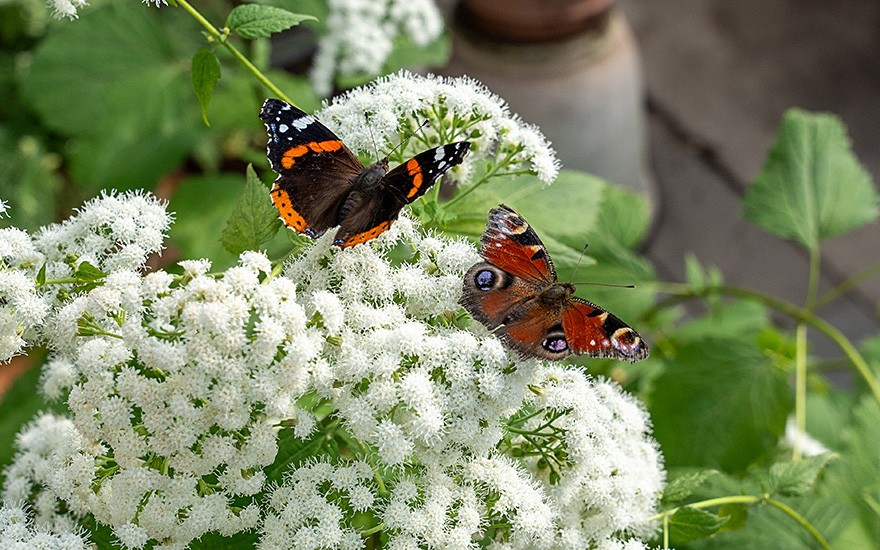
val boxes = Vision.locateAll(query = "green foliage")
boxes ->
[226,5,316,40]
[192,48,222,126]
[650,338,792,473]
[667,506,730,544]
[220,165,282,255]
[743,109,879,250]
[768,453,837,497]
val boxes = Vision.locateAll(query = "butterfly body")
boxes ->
[260,98,470,247]
[461,205,648,362]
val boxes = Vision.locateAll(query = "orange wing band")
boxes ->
[271,184,309,232]
[405,158,424,198]
[339,221,391,248]
[280,140,344,169]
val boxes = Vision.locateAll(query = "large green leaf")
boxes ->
[667,506,729,544]
[743,109,878,249]
[649,338,792,472]
[21,4,201,190]
[768,453,837,497]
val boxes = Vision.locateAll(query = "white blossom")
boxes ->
[1,190,662,548]
[320,72,561,185]
[0,501,90,549]
[310,0,444,96]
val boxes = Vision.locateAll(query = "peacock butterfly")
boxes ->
[460,205,648,362]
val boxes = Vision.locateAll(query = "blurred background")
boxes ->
[438,0,880,356]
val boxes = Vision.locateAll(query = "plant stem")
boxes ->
[650,282,880,405]
[815,259,880,309]
[175,0,293,105]
[652,495,830,550]
[793,323,807,460]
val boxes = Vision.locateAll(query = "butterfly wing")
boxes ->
[461,204,648,362]
[479,204,557,285]
[461,204,567,359]
[562,298,648,362]
[334,141,471,247]
[260,98,364,237]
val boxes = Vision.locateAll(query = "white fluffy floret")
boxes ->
[0,501,90,549]
[319,72,560,185]
[310,0,444,96]
[2,192,662,548]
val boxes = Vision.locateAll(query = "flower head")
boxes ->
[319,72,560,185]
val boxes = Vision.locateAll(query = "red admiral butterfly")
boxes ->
[461,205,648,362]
[260,98,471,248]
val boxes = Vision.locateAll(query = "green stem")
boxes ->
[815,259,880,309]
[360,522,385,538]
[443,149,521,210]
[793,323,807,461]
[806,245,821,311]
[651,282,880,405]
[175,0,293,105]
[652,495,830,550]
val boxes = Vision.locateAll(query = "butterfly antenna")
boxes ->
[570,244,637,288]
[385,120,430,161]
[365,113,381,161]
[570,243,589,282]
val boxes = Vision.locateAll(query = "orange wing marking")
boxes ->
[271,184,309,232]
[405,158,424,199]
[338,221,392,248]
[280,140,344,169]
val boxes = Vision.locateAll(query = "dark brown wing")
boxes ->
[260,98,364,237]
[334,142,470,247]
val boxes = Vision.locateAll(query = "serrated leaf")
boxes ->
[650,338,792,473]
[667,506,729,544]
[220,165,282,255]
[191,48,221,126]
[226,5,317,40]
[743,109,878,249]
[768,453,837,497]
[663,469,722,504]
[75,261,107,282]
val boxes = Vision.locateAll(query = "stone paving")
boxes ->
[620,0,880,351]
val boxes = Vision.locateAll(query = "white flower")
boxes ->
[0,269,50,362]
[0,501,90,549]
[33,190,170,274]
[320,72,560,185]
[310,0,444,96]
[47,0,88,20]
[784,416,830,457]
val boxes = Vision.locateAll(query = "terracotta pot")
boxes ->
[460,0,614,42]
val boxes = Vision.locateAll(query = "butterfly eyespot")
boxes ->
[474,269,496,291]
[543,336,568,353]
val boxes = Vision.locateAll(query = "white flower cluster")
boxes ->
[47,0,87,20]
[310,0,444,96]
[319,72,561,185]
[2,193,662,548]
[0,501,90,549]
[524,367,665,547]
[0,190,170,363]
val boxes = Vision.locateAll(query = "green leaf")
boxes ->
[717,503,749,532]
[226,5,316,40]
[649,338,792,472]
[0,129,62,231]
[662,469,723,504]
[75,261,107,282]
[191,48,221,126]
[220,165,282,255]
[768,453,837,497]
[743,109,878,249]
[667,506,729,544]
[21,4,201,190]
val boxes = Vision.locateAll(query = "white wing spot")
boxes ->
[434,146,446,161]
[292,116,314,130]
[590,339,596,346]
[278,124,289,133]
